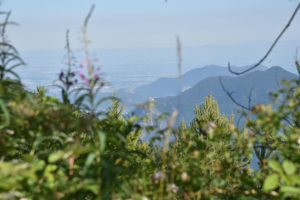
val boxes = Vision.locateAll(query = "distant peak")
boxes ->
[267,66,286,72]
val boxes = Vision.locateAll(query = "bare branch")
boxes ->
[228,3,300,75]
[219,77,250,111]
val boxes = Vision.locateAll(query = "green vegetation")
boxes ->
[2,7,300,200]
[2,68,300,199]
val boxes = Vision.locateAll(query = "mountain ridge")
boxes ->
[138,66,297,124]
[133,64,268,98]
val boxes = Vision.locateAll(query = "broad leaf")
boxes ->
[263,174,279,192]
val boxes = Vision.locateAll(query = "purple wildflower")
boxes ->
[83,79,89,85]
[66,81,73,86]
[79,71,85,79]
[94,74,100,80]
[59,72,64,80]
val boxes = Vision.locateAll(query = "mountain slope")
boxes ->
[134,65,267,98]
[149,66,297,124]
[105,64,268,108]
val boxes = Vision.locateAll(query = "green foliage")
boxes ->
[3,72,300,199]
[190,93,234,134]
[246,78,300,199]
[0,11,25,80]
[3,6,300,200]
[0,80,149,199]
[170,95,255,199]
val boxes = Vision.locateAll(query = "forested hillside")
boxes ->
[153,66,296,123]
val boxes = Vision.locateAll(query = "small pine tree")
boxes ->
[190,93,233,136]
[108,97,123,119]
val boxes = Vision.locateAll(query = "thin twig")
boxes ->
[248,87,254,109]
[228,3,300,75]
[295,47,300,83]
[219,77,250,111]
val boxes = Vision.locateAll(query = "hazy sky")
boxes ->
[2,0,300,50]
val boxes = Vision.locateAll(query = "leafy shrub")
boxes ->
[2,5,300,200]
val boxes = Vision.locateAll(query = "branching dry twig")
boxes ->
[228,3,300,75]
[219,77,251,111]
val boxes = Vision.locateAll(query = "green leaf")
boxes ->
[291,175,300,185]
[48,151,64,163]
[45,165,57,173]
[83,153,96,175]
[280,186,300,195]
[97,131,106,153]
[0,100,10,129]
[268,160,283,173]
[82,183,99,195]
[283,160,296,175]
[282,174,291,185]
[263,174,279,192]
[44,164,57,182]
[32,160,45,170]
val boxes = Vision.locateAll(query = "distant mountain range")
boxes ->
[134,66,297,124]
[104,64,268,106]
[134,65,267,98]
